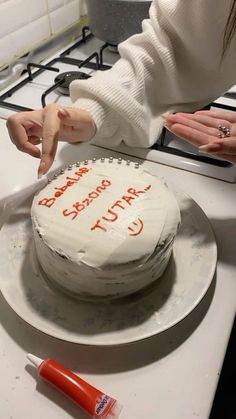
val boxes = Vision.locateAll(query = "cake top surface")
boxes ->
[31,158,180,268]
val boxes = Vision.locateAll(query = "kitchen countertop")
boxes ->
[0,118,235,419]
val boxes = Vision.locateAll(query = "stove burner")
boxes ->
[108,45,118,53]
[55,71,91,95]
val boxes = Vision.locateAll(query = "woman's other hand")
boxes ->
[164,110,236,164]
[6,104,96,177]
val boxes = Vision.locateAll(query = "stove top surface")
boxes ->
[0,27,236,183]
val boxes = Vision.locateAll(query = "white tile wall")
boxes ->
[0,0,85,70]
[0,0,31,38]
[10,16,51,55]
[48,0,64,11]
[0,35,16,66]
[50,0,80,33]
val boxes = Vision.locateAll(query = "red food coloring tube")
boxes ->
[27,354,122,418]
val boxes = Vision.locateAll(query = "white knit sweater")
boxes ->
[70,0,236,148]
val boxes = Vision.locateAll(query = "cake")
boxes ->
[31,157,180,300]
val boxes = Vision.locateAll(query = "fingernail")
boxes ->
[58,108,68,117]
[163,122,173,132]
[161,114,168,121]
[35,121,43,128]
[38,161,46,179]
[199,144,209,151]
[198,147,209,154]
[199,143,222,152]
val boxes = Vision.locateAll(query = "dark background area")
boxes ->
[209,317,236,419]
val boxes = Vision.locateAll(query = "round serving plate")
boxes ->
[0,190,217,346]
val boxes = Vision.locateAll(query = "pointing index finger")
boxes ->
[38,105,60,177]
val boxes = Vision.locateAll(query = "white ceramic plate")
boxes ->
[0,190,217,346]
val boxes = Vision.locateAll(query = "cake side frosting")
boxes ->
[31,158,180,299]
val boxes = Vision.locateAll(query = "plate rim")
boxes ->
[0,189,217,346]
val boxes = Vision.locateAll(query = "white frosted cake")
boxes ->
[31,158,180,300]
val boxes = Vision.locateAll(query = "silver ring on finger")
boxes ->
[217,124,231,138]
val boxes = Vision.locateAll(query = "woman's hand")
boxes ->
[164,110,236,163]
[6,104,96,177]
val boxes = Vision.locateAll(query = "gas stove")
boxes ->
[0,27,236,419]
[0,26,236,183]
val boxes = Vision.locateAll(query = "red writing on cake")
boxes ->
[128,219,144,236]
[38,167,90,208]
[63,179,112,220]
[90,184,151,235]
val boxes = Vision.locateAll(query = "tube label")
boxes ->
[94,394,116,418]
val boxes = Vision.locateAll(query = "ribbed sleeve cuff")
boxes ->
[70,81,121,145]
[73,97,118,137]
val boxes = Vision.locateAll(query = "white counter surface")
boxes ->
[0,118,235,419]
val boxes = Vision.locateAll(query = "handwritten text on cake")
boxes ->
[38,170,152,237]
[63,179,111,220]
[90,184,151,236]
[38,167,90,208]
[127,219,144,236]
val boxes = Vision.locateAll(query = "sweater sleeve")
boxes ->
[70,0,236,148]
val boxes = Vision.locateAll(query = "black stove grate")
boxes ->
[0,28,111,112]
[152,126,231,167]
[0,27,233,168]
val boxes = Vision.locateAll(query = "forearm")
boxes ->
[70,0,235,148]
